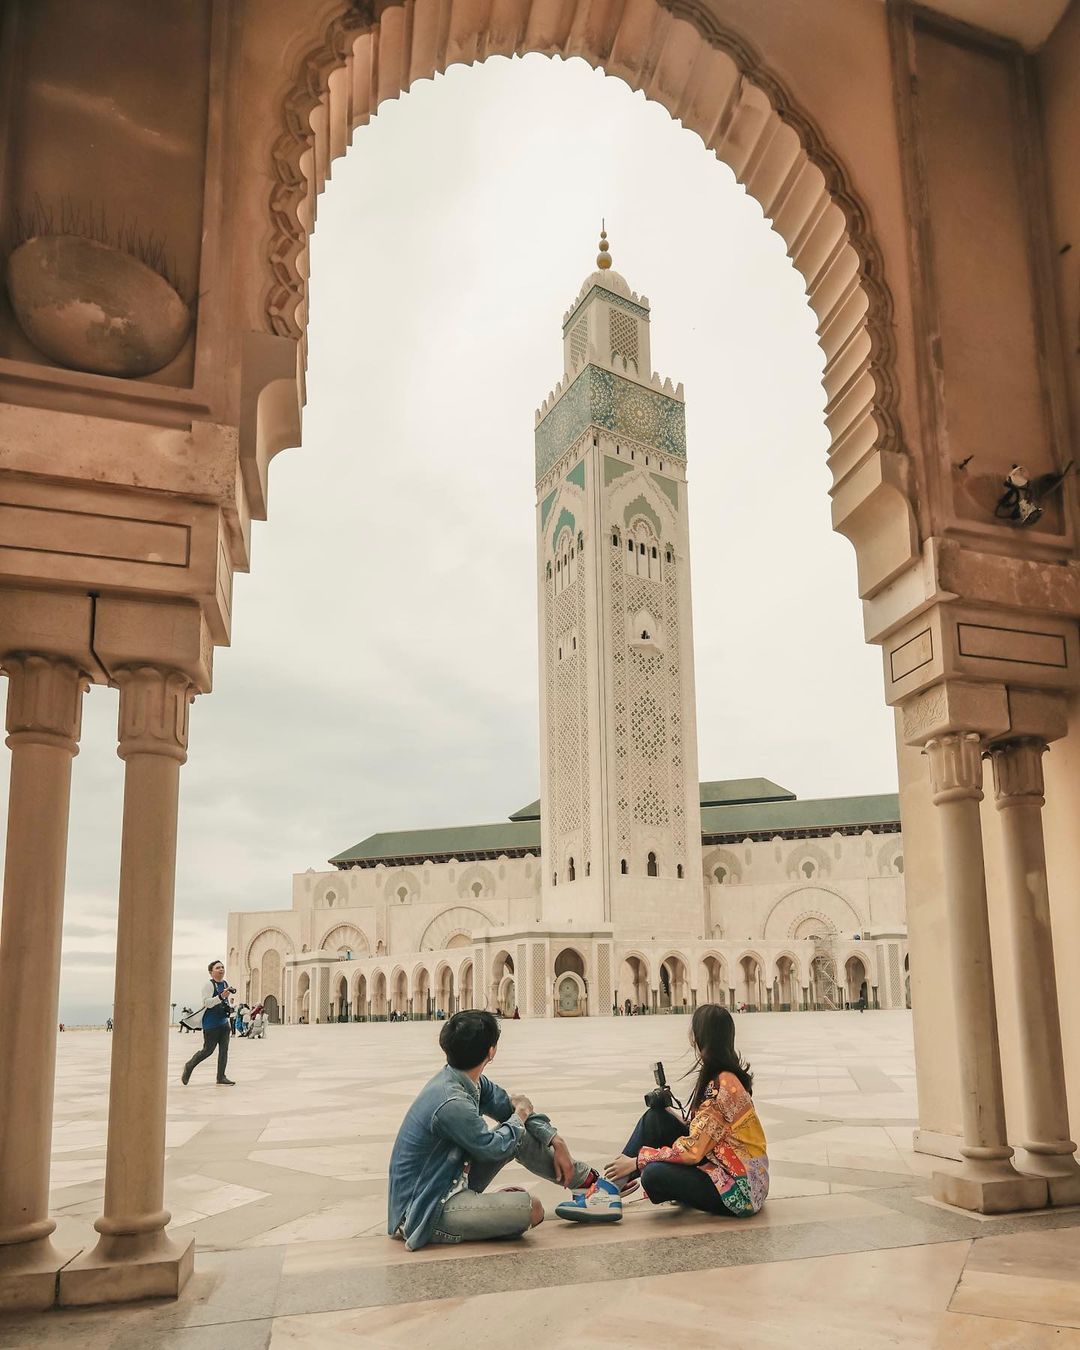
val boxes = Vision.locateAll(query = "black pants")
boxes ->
[623,1105,729,1215]
[184,1023,230,1081]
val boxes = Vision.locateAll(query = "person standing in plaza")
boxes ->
[180,959,236,1085]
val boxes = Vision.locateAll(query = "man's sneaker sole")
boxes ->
[554,1203,622,1223]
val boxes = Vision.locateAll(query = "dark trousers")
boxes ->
[184,1023,230,1081]
[623,1105,729,1215]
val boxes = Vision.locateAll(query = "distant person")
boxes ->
[249,1005,267,1039]
[624,998,632,1017]
[512,1008,520,1020]
[388,1010,609,1249]
[105,1018,113,1032]
[180,960,236,1086]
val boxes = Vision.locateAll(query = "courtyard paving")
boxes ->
[3,1012,1080,1347]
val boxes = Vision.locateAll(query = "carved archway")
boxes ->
[262,0,915,598]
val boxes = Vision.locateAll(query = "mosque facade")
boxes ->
[227,239,909,1022]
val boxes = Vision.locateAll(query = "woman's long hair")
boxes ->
[688,1003,752,1110]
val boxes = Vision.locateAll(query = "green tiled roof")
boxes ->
[331,785,899,867]
[700,793,900,838]
[509,777,794,822]
[698,778,794,807]
[329,820,540,866]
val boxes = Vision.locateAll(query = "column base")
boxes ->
[0,1239,80,1313]
[1046,1171,1080,1207]
[932,1167,1048,1214]
[58,1231,194,1307]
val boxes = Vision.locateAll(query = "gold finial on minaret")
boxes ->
[596,220,612,271]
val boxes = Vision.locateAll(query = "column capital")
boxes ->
[990,738,1047,809]
[113,666,194,763]
[900,680,1009,748]
[925,732,985,803]
[3,654,89,752]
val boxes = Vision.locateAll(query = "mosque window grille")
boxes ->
[609,309,639,365]
[647,852,659,877]
[569,318,588,366]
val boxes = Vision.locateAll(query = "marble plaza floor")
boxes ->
[3,1012,1080,1348]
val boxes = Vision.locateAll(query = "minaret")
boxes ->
[534,229,705,939]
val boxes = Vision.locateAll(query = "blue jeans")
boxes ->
[624,1106,729,1215]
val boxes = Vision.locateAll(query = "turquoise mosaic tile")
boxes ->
[535,365,686,480]
[552,507,577,551]
[651,472,679,513]
[623,494,662,538]
[540,490,557,529]
[604,455,634,485]
[566,460,586,489]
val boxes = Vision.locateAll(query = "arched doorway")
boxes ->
[489,951,514,1014]
[333,974,349,1022]
[739,955,764,1011]
[702,955,727,1006]
[295,971,311,1024]
[658,956,689,1012]
[554,948,587,1018]
[619,954,650,1011]
[371,971,387,1020]
[776,955,799,1010]
[263,994,279,1024]
[846,955,870,1008]
[352,971,367,1021]
[413,967,432,1020]
[436,964,455,1017]
[459,960,474,1011]
[392,969,409,1016]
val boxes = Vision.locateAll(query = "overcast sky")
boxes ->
[0,56,899,1021]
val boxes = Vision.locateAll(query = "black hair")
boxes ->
[439,1010,500,1071]
[688,1003,752,1110]
[208,959,224,974]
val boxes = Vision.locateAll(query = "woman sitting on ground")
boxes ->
[604,1003,768,1217]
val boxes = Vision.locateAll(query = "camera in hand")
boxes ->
[644,1060,674,1109]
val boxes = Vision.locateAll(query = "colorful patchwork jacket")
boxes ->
[637,1070,769,1215]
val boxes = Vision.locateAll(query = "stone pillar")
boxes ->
[0,656,87,1310]
[924,732,1046,1213]
[990,738,1080,1204]
[60,666,196,1305]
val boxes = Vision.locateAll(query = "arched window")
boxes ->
[627,539,633,554]
[611,531,619,547]
[647,852,658,877]
[552,872,558,887]
[585,862,590,877]
[802,860,816,879]
[639,543,645,555]
[567,857,576,882]
[676,864,684,879]
[620,859,628,875]
[651,546,657,559]
[714,866,726,884]
[577,532,584,551]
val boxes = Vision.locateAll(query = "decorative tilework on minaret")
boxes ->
[535,232,705,939]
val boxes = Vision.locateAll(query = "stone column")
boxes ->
[924,732,1046,1213]
[61,666,196,1305]
[990,738,1080,1204]
[0,656,87,1310]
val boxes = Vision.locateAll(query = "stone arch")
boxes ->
[319,923,370,957]
[351,967,368,1012]
[791,912,839,940]
[762,886,864,941]
[246,926,294,971]
[313,876,343,909]
[700,951,728,1005]
[658,952,690,1010]
[418,905,495,952]
[876,838,904,875]
[703,847,743,886]
[381,868,423,903]
[785,841,832,881]
[455,864,497,901]
[263,0,914,599]
[619,951,650,1009]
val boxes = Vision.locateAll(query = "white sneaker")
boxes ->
[554,1176,623,1223]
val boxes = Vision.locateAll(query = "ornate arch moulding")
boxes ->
[263,0,916,599]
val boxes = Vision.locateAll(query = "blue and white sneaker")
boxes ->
[555,1176,623,1223]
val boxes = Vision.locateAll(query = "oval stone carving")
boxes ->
[6,235,191,378]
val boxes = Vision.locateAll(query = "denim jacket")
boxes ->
[387,1065,556,1250]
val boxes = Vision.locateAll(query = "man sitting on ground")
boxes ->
[388,1009,621,1249]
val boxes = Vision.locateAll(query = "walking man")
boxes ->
[181,960,236,1086]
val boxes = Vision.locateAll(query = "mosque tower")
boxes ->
[535,229,705,941]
